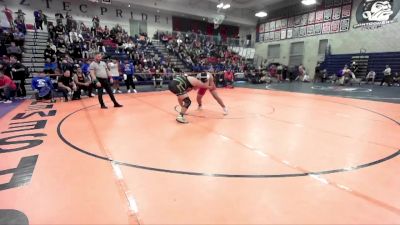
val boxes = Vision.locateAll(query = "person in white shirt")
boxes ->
[69,28,79,43]
[89,53,122,109]
[365,71,376,84]
[380,65,392,86]
[108,59,121,93]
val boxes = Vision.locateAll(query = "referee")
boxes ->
[89,53,123,109]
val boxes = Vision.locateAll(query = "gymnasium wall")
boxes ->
[0,0,173,37]
[254,0,400,77]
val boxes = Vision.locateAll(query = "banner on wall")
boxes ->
[332,7,342,20]
[315,11,324,23]
[287,28,293,38]
[331,20,340,32]
[340,18,350,31]
[288,17,295,27]
[308,12,316,24]
[256,0,353,43]
[322,22,331,33]
[281,18,288,28]
[307,24,315,36]
[315,23,323,34]
[324,8,333,21]
[354,0,399,29]
[281,29,287,39]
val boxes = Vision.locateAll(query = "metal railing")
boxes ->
[155,30,252,48]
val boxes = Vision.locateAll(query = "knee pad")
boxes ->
[183,97,191,108]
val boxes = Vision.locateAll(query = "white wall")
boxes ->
[238,26,256,47]
[0,0,173,37]
[254,0,400,77]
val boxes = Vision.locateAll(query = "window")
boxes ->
[318,39,329,55]
[289,42,304,66]
[268,44,280,59]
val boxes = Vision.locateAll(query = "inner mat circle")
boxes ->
[57,91,400,178]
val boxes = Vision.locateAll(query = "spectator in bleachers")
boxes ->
[15,9,25,23]
[43,58,57,75]
[55,12,64,26]
[57,70,76,102]
[14,18,26,35]
[108,59,122,94]
[92,16,100,30]
[69,28,80,43]
[153,68,163,89]
[82,42,90,59]
[1,55,10,71]
[224,69,234,88]
[13,28,25,48]
[44,44,56,62]
[0,42,7,58]
[65,12,77,32]
[365,70,376,84]
[60,54,74,72]
[0,69,16,103]
[81,59,91,75]
[1,7,13,29]
[7,41,22,60]
[103,26,110,38]
[1,30,13,45]
[56,38,67,63]
[97,40,106,53]
[71,41,82,59]
[89,42,97,58]
[9,55,27,98]
[122,60,137,93]
[55,23,65,39]
[47,22,55,40]
[72,66,94,99]
[34,10,44,30]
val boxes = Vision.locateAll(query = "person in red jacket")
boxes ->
[224,69,234,88]
[0,69,17,103]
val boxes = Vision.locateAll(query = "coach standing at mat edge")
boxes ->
[90,52,123,109]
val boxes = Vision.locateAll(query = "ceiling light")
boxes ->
[128,4,131,7]
[217,3,224,8]
[301,0,317,5]
[222,4,230,9]
[255,11,268,17]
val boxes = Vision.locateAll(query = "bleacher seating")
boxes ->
[322,52,400,81]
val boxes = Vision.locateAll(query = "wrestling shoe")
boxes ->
[223,107,229,115]
[176,114,188,124]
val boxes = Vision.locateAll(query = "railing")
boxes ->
[155,30,252,48]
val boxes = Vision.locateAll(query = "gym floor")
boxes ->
[0,86,399,224]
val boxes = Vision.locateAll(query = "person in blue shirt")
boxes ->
[31,73,55,102]
[123,60,137,93]
[43,58,57,75]
[81,59,91,76]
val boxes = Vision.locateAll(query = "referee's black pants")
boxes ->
[97,77,120,107]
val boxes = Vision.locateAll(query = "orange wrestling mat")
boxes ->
[1,88,399,224]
